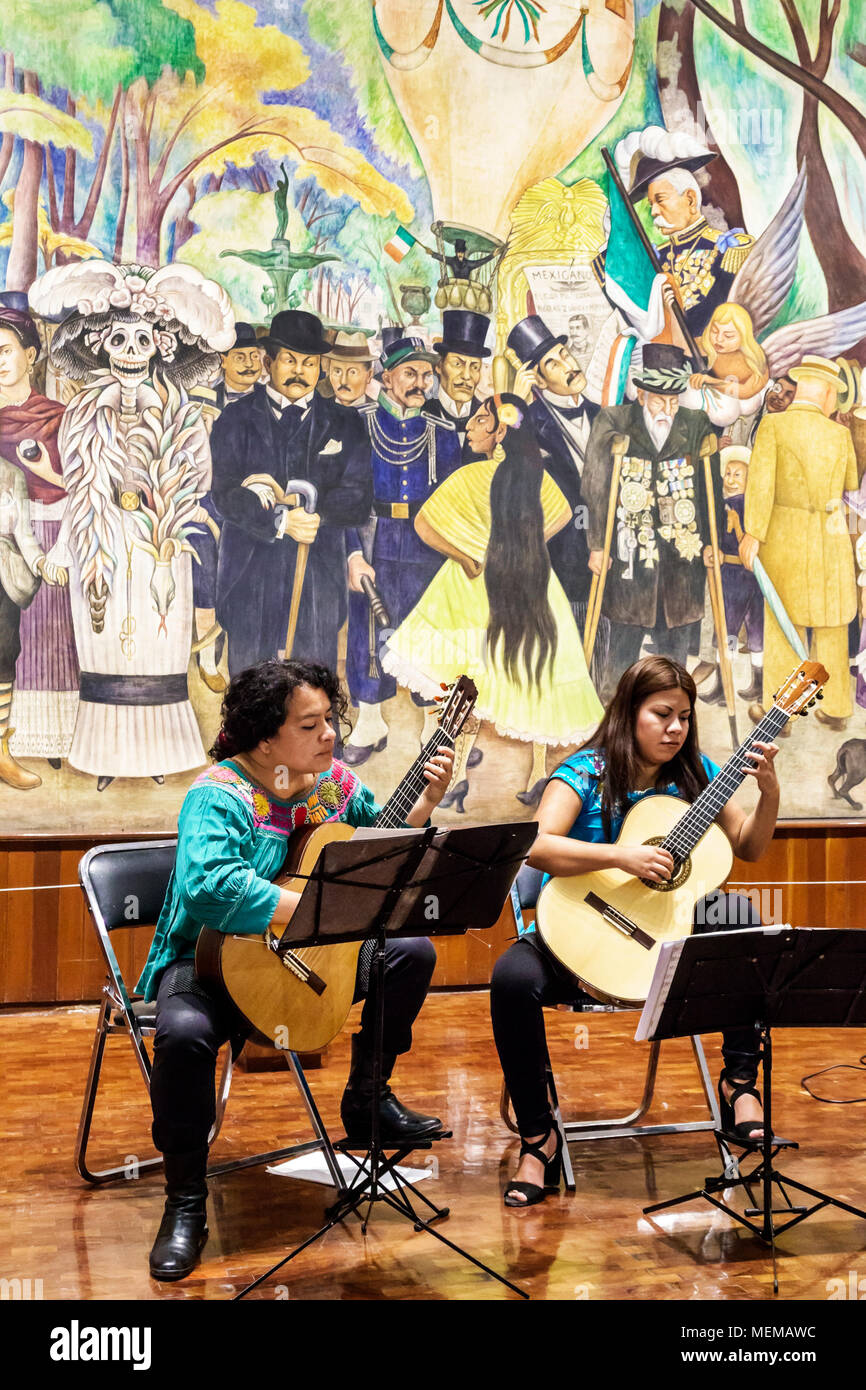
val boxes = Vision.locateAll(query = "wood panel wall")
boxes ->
[0,824,864,1007]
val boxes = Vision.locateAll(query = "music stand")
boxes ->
[235,821,535,1301]
[636,926,866,1293]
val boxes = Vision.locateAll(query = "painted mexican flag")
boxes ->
[603,171,657,322]
[384,226,416,263]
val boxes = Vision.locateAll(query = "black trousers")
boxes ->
[490,891,761,1138]
[150,937,436,1155]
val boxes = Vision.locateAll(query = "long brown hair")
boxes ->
[580,656,710,838]
[483,394,556,687]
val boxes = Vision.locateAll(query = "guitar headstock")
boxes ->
[771,661,830,718]
[435,675,478,742]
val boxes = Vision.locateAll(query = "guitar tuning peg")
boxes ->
[816,690,824,699]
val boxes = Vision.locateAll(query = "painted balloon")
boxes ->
[372,0,635,241]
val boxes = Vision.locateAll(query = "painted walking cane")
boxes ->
[276,480,319,661]
[584,432,629,667]
[701,433,739,751]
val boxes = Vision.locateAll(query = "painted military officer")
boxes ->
[583,344,723,697]
[211,309,371,677]
[344,335,463,764]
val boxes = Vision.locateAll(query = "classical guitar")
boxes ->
[535,661,828,1008]
[195,676,478,1052]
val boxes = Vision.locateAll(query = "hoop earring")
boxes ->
[492,443,506,463]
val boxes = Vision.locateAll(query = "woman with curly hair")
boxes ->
[382,393,602,810]
[136,658,453,1281]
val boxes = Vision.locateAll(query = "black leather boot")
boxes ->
[340,1034,444,1143]
[149,1148,209,1281]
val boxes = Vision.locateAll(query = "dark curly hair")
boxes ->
[208,659,350,760]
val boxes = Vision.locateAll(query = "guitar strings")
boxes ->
[662,707,789,859]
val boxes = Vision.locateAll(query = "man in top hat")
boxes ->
[324,330,376,410]
[427,237,496,283]
[190,322,264,692]
[507,314,599,638]
[210,309,372,677]
[343,335,464,764]
[582,343,723,696]
[423,309,490,455]
[741,354,858,730]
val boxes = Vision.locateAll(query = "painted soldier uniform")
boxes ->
[656,217,754,340]
[345,346,464,710]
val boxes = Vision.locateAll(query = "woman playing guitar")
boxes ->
[137,658,454,1280]
[491,655,781,1208]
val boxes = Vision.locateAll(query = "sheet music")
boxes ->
[634,940,686,1042]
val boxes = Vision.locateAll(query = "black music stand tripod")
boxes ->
[637,926,866,1293]
[236,821,535,1301]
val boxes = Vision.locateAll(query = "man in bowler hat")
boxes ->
[210,309,372,676]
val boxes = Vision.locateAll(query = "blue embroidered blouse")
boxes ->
[547,747,721,845]
[518,748,721,934]
[136,758,381,1001]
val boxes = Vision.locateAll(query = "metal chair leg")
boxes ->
[209,1045,234,1145]
[76,993,163,1185]
[546,1059,575,1192]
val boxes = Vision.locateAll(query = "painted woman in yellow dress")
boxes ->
[381,394,602,809]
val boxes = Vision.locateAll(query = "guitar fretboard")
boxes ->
[661,704,790,861]
[375,727,453,829]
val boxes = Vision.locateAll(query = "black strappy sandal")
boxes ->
[504,1121,563,1207]
[718,1072,772,1145]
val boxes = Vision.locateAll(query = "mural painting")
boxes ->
[0,0,864,832]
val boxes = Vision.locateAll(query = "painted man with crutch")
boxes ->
[582,343,727,705]
[210,310,372,676]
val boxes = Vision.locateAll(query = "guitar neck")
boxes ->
[661,704,790,860]
[375,727,454,830]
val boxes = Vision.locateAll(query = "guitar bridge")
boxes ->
[584,892,654,951]
[265,932,326,995]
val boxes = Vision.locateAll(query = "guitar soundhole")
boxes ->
[640,836,691,892]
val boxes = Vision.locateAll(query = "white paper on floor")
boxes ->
[266,1152,434,1191]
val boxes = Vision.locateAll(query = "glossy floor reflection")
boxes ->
[2,993,865,1301]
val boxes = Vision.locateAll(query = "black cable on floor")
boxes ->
[801,1053,866,1103]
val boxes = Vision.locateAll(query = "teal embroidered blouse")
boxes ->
[136,758,382,1001]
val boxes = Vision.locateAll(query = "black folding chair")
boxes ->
[75,839,344,1190]
[501,865,725,1191]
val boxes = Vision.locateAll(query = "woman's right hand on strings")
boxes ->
[617,844,674,882]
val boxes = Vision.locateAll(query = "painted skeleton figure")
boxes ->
[28,262,234,788]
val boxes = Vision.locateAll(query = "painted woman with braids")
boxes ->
[382,393,601,807]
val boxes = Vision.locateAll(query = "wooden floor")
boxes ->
[2,992,866,1302]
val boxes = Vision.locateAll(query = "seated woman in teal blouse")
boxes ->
[143,658,453,1282]
[491,655,781,1209]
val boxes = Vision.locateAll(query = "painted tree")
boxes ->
[688,0,866,327]
[116,0,414,266]
[0,81,95,287]
[0,2,133,277]
[656,0,745,227]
